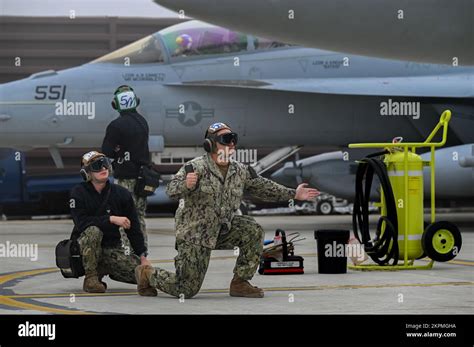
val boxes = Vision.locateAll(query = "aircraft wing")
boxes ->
[165,74,473,98]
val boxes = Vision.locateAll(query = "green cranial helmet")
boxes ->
[111,85,141,112]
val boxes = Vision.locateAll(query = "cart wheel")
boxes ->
[422,221,462,262]
[417,222,429,259]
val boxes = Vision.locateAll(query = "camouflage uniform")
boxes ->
[148,153,296,298]
[115,178,148,248]
[78,226,140,284]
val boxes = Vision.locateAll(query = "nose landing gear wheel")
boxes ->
[422,221,462,262]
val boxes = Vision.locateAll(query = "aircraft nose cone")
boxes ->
[155,0,260,39]
[155,0,214,16]
[155,0,192,12]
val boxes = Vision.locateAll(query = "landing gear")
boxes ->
[317,200,334,215]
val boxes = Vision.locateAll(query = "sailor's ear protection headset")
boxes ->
[203,123,232,153]
[79,165,91,182]
[111,85,140,111]
[203,129,215,153]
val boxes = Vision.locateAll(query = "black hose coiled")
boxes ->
[352,153,399,265]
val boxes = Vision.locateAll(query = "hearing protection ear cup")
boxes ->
[80,168,90,182]
[136,97,140,107]
[203,129,212,152]
[203,138,213,153]
[111,100,117,110]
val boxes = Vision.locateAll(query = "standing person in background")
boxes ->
[102,85,151,248]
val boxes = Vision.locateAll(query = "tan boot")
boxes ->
[98,274,107,290]
[229,274,264,298]
[135,265,158,297]
[83,273,106,293]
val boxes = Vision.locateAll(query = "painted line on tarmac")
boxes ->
[3,281,473,300]
[421,258,474,266]
[0,268,92,315]
[1,254,473,314]
[0,256,232,314]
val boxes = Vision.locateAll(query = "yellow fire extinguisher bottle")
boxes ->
[384,151,425,260]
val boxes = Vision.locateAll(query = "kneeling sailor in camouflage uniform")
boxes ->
[135,123,319,298]
[70,151,154,295]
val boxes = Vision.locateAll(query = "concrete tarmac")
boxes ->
[0,213,472,314]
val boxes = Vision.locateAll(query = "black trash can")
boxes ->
[314,229,350,274]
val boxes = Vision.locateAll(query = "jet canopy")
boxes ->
[160,20,290,59]
[91,20,290,64]
[92,34,165,64]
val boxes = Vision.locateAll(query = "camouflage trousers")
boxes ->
[149,215,264,299]
[77,226,140,284]
[115,178,148,248]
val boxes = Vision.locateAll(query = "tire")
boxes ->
[317,200,334,215]
[417,221,429,259]
[422,221,462,262]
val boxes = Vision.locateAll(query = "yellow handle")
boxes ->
[349,110,451,149]
[440,109,452,124]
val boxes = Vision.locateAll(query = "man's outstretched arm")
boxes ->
[244,166,319,202]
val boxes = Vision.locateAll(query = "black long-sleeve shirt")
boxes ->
[101,110,150,179]
[70,181,147,256]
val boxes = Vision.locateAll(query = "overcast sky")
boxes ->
[1,0,181,18]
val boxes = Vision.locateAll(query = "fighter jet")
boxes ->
[0,20,473,173]
[155,0,474,66]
